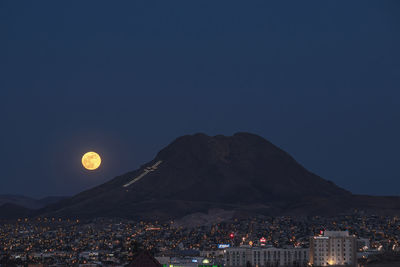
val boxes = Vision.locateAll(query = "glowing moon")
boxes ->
[81,151,101,170]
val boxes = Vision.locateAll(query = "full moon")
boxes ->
[81,151,101,170]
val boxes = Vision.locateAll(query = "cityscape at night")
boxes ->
[2,215,400,266]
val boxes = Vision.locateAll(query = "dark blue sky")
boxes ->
[1,1,399,198]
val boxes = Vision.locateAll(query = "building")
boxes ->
[224,246,309,266]
[309,231,356,267]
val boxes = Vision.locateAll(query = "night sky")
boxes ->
[1,1,399,198]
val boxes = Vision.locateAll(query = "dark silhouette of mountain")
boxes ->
[0,203,32,219]
[0,195,41,209]
[0,195,67,219]
[37,133,400,220]
[0,195,67,209]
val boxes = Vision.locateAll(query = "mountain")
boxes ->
[0,195,67,209]
[0,195,68,219]
[38,133,400,220]
[0,203,32,219]
[0,195,42,210]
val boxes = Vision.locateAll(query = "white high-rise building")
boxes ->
[309,231,356,267]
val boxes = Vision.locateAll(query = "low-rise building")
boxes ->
[224,245,309,266]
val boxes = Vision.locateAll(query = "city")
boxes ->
[1,214,400,266]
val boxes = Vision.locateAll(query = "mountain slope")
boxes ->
[38,133,398,219]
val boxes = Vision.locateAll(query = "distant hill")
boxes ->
[0,203,32,219]
[0,195,67,219]
[0,195,41,209]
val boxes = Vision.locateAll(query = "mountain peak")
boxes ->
[39,132,352,219]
